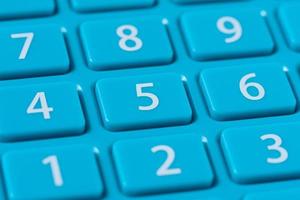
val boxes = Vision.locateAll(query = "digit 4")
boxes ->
[27,92,54,120]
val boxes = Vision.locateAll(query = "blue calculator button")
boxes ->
[278,3,300,51]
[221,123,300,184]
[244,188,300,200]
[96,74,192,131]
[181,9,274,61]
[113,133,214,195]
[71,0,155,12]
[0,0,55,20]
[0,83,85,142]
[200,64,296,120]
[3,145,104,200]
[80,17,174,70]
[174,0,223,3]
[0,24,69,79]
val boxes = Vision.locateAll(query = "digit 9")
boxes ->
[217,16,243,44]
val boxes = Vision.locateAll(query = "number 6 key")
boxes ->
[200,64,296,120]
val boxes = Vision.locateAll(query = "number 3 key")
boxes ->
[221,123,300,184]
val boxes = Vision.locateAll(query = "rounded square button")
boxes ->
[0,24,69,79]
[221,123,300,184]
[3,145,104,200]
[96,74,192,131]
[80,17,174,70]
[0,0,55,20]
[200,64,296,120]
[181,8,274,61]
[71,0,155,12]
[113,133,214,195]
[0,83,85,142]
[278,2,300,51]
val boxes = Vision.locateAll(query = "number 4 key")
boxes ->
[0,83,85,142]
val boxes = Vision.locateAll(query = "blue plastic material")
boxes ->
[278,2,300,51]
[181,8,274,60]
[113,133,214,195]
[0,0,55,20]
[221,123,300,184]
[71,0,155,12]
[96,73,192,131]
[244,188,300,200]
[3,145,104,200]
[0,83,85,141]
[80,17,174,70]
[0,24,69,79]
[200,64,296,120]
[0,0,299,199]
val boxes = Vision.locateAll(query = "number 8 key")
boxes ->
[80,17,174,70]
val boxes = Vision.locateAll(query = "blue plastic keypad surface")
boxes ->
[0,0,299,200]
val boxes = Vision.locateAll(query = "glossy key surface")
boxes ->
[221,123,300,184]
[0,24,69,79]
[181,8,274,61]
[80,17,174,70]
[200,64,296,120]
[96,73,192,131]
[0,83,85,142]
[3,145,103,200]
[0,0,55,20]
[113,133,214,195]
[278,2,300,51]
[71,0,155,12]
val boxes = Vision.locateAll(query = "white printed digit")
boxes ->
[42,155,64,187]
[136,83,159,111]
[151,145,182,176]
[260,134,288,164]
[239,73,265,101]
[117,25,143,52]
[27,92,54,119]
[11,32,34,60]
[217,16,242,43]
